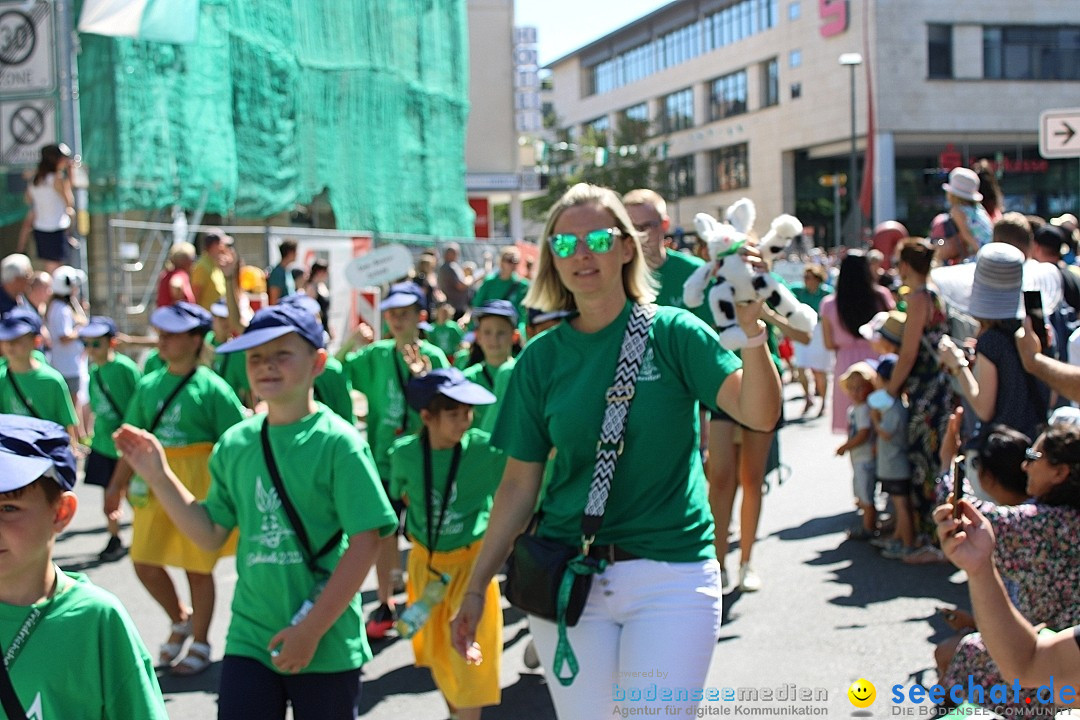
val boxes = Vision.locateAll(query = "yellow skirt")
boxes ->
[407,540,502,708]
[130,443,237,574]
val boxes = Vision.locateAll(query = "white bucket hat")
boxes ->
[930,249,1063,319]
[942,167,983,203]
[51,266,86,297]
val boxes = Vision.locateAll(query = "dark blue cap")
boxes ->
[0,415,77,492]
[150,302,213,334]
[0,308,43,341]
[78,316,118,339]
[406,368,496,411]
[526,307,574,326]
[875,353,899,382]
[210,301,229,319]
[379,282,424,311]
[279,293,323,323]
[217,303,325,353]
[473,299,519,326]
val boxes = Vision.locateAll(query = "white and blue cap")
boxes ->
[150,302,213,334]
[217,303,325,354]
[0,415,77,492]
[0,307,43,341]
[473,299,519,326]
[379,282,424,311]
[406,368,496,411]
[78,315,118,339]
[279,293,322,320]
[210,301,229,319]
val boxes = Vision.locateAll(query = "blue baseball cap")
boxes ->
[0,308,43,341]
[379,282,424,311]
[0,415,77,492]
[210,301,229,319]
[473,299,519,326]
[279,293,322,319]
[217,303,325,353]
[526,307,574,326]
[406,368,496,411]
[78,316,118,339]
[150,302,212,334]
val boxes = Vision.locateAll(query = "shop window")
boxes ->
[762,58,780,108]
[710,71,748,121]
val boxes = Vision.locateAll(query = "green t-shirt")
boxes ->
[388,428,505,551]
[790,282,833,314]
[0,572,167,719]
[471,272,529,325]
[314,356,354,423]
[0,362,78,427]
[88,353,142,459]
[142,349,165,375]
[345,339,449,478]
[453,348,471,370]
[492,302,741,562]
[124,366,245,447]
[653,250,714,326]
[208,330,251,396]
[463,357,515,430]
[479,361,515,435]
[427,321,465,357]
[204,408,397,673]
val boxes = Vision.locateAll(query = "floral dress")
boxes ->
[903,289,954,536]
[936,478,1080,710]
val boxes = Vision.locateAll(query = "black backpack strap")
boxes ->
[0,649,27,720]
[93,370,124,418]
[6,372,40,419]
[260,419,341,575]
[148,368,197,433]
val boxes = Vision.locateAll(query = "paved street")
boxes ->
[58,387,967,719]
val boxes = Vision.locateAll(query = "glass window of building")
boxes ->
[788,1,800,21]
[621,103,651,136]
[585,115,611,141]
[712,143,750,192]
[663,88,695,133]
[762,58,780,108]
[927,24,953,78]
[790,49,802,68]
[665,155,696,198]
[791,82,802,99]
[984,25,1080,80]
[710,70,748,121]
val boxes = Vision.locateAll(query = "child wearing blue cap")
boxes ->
[461,301,520,430]
[114,303,397,720]
[388,369,505,720]
[104,301,246,676]
[337,281,450,639]
[79,315,141,562]
[0,415,167,719]
[0,308,79,442]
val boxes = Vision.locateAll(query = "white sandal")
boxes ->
[171,641,212,676]
[159,619,192,666]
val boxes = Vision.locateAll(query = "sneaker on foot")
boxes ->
[366,603,395,640]
[98,535,126,562]
[869,535,894,550]
[738,563,761,592]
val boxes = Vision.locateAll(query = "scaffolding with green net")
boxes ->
[2,0,471,236]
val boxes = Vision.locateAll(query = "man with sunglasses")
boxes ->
[80,316,142,561]
[623,189,714,326]
[471,246,529,330]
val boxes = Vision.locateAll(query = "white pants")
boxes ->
[528,558,722,720]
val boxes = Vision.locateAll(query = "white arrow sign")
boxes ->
[1040,108,1080,159]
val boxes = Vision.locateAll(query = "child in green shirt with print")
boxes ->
[389,369,505,720]
[114,304,397,720]
[0,415,167,720]
[0,308,78,442]
[79,315,141,562]
[461,300,521,430]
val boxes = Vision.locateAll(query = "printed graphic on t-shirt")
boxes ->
[248,477,302,568]
[382,378,405,428]
[92,393,115,420]
[155,403,184,444]
[27,692,42,720]
[637,347,661,382]
[430,484,465,537]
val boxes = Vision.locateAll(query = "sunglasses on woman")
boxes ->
[547,228,621,258]
[1025,448,1044,462]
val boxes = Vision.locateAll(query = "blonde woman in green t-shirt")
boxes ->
[451,183,781,719]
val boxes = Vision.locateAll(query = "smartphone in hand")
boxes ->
[1024,290,1049,351]
[951,453,966,519]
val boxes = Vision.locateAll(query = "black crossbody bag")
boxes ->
[0,650,26,720]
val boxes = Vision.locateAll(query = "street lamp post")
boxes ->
[839,52,862,247]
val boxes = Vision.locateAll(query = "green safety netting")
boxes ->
[4,0,471,235]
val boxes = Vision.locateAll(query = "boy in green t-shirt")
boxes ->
[114,304,396,720]
[427,302,465,357]
[279,293,355,423]
[0,308,79,441]
[337,281,449,639]
[79,315,141,562]
[0,416,167,719]
[388,369,505,720]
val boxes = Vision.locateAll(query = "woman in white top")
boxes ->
[18,143,76,273]
[45,266,88,429]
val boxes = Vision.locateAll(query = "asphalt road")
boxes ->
[57,388,969,719]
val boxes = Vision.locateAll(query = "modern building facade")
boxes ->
[544,0,1080,246]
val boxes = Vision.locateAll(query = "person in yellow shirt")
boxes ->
[191,228,236,309]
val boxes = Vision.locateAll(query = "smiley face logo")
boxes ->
[847,679,876,708]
